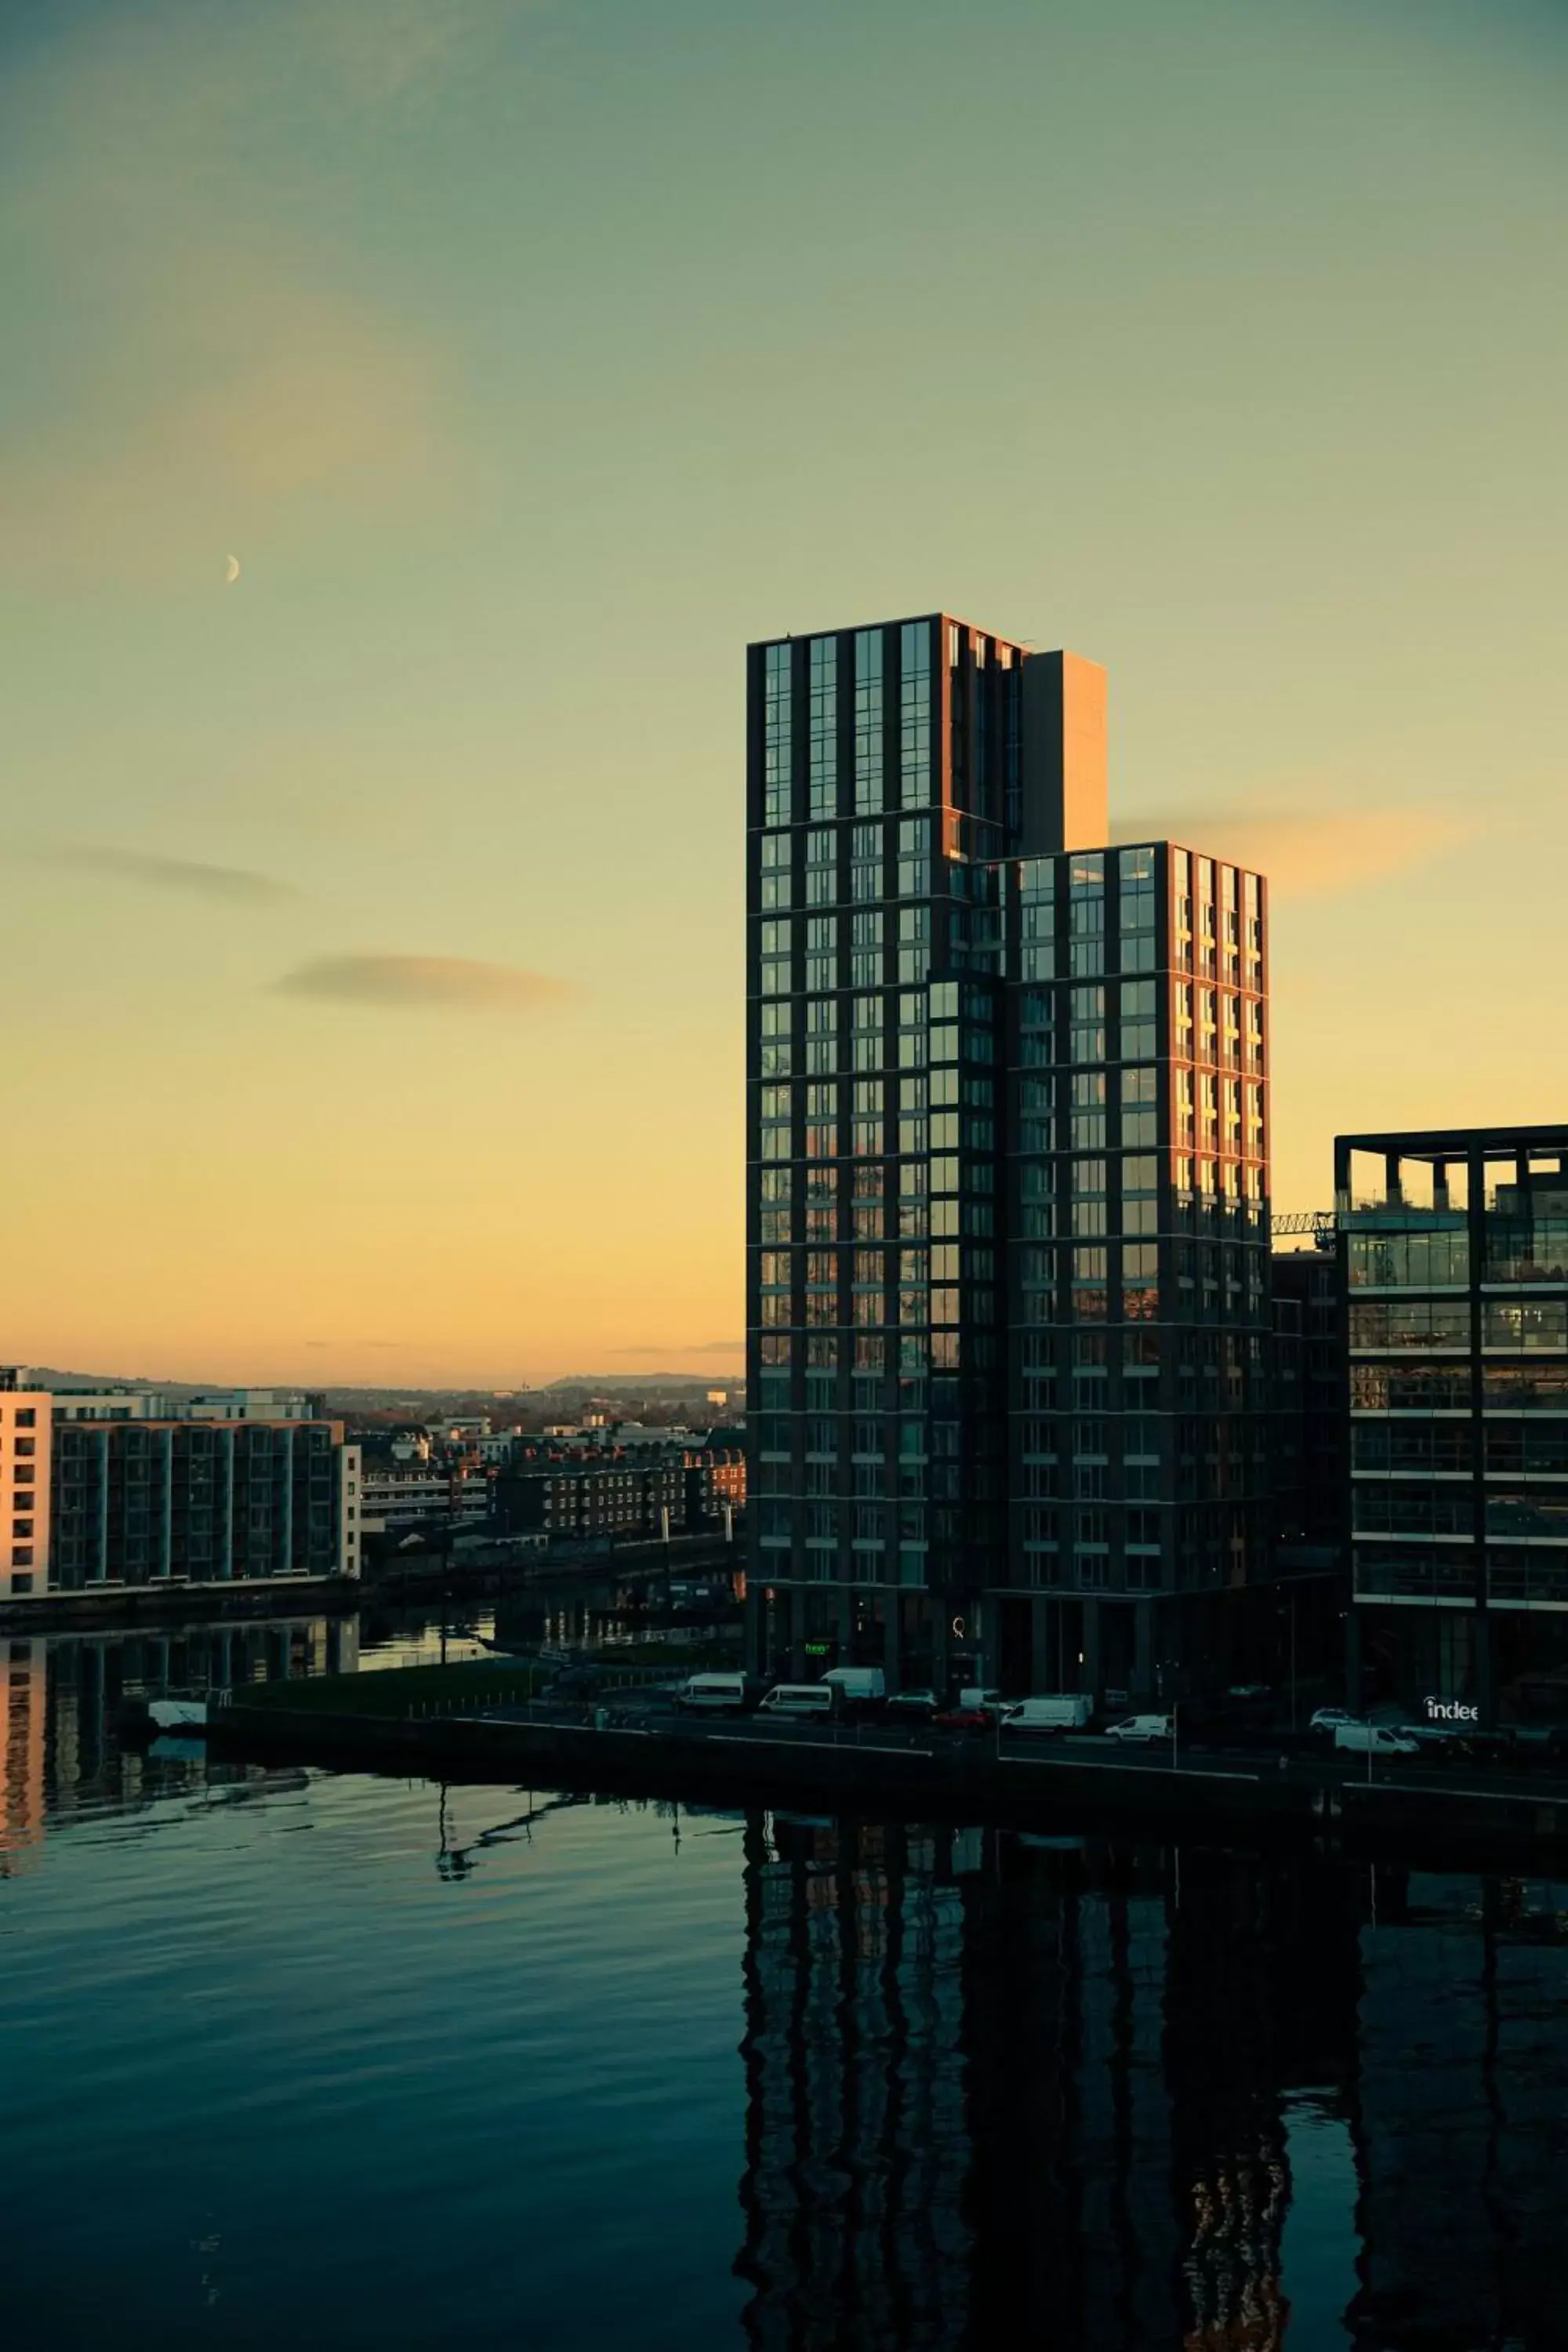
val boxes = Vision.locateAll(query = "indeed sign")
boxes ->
[1425,1697,1479,1722]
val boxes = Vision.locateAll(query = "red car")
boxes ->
[931,1705,994,1733]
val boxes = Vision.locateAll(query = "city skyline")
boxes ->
[4,0,1566,1384]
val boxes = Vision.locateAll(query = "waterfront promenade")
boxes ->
[194,1672,1568,1868]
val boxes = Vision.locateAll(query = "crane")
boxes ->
[1272,1209,1338,1250]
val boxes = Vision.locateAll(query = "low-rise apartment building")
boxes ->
[357,1459,495,1539]
[0,1373,360,1601]
[495,1439,747,1548]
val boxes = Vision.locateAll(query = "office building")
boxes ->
[0,1372,361,1600]
[1339,1123,1568,1726]
[745,614,1271,1697]
[1272,1244,1341,1563]
[993,833,1270,1700]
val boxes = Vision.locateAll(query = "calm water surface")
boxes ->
[4,1610,1568,2349]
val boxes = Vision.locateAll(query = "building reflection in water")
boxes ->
[735,1818,1568,2350]
[737,1817,972,2350]
[0,1638,46,1871]
[0,1615,358,1839]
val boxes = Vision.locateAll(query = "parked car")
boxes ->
[1227,1683,1272,1703]
[1311,1708,1359,1733]
[548,1667,601,1699]
[1000,1694,1094,1733]
[675,1672,751,1715]
[1443,1729,1523,1770]
[1333,1722,1418,1756]
[931,1704,994,1734]
[819,1667,885,1710]
[757,1683,837,1719]
[1102,1715,1175,1744]
[884,1687,940,1719]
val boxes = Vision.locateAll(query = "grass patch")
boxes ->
[232,1644,739,1719]
[234,1664,551,1716]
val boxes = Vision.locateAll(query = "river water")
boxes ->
[3,1606,1568,2349]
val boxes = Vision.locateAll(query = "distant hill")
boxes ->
[542,1375,741,1393]
[5,1368,741,1408]
[8,1366,203,1392]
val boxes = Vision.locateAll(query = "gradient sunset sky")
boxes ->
[2,0,1564,1387]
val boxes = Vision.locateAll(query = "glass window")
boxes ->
[808,637,838,820]
[1348,1229,1470,1288]
[1483,1216,1568,1283]
[763,642,793,827]
[1349,1301,1472,1351]
[853,630,884,815]
[899,622,931,808]
[1483,1300,1568,1352]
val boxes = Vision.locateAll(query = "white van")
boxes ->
[1001,1694,1094,1733]
[758,1682,837,1719]
[1102,1714,1174,1744]
[820,1667,885,1704]
[1334,1722,1418,1757]
[677,1673,750,1715]
[958,1688,1005,1715]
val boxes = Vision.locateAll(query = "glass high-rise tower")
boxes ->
[745,613,1271,1701]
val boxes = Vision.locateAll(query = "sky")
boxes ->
[2,0,1565,1387]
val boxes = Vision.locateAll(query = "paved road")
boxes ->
[483,1694,1568,1806]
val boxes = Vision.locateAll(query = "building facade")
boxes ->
[1272,1244,1342,1563]
[992,837,1270,1702]
[499,1457,686,1544]
[1339,1123,1568,1726]
[358,1459,494,1541]
[496,1443,742,1548]
[0,1388,50,1599]
[0,1374,360,1601]
[745,614,1271,1697]
[45,1386,329,1425]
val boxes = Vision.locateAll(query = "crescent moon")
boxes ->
[225,554,241,585]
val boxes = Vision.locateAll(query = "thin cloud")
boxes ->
[0,269,459,584]
[307,0,533,110]
[40,844,298,905]
[1111,808,1471,898]
[0,0,541,571]
[274,954,574,1011]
